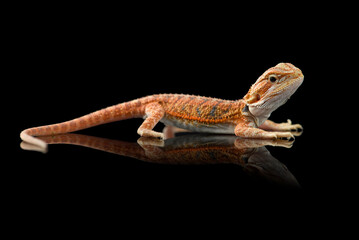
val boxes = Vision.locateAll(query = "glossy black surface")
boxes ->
[13,57,319,203]
[10,9,346,216]
[16,125,311,191]
[21,133,302,188]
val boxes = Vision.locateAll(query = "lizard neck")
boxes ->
[247,95,288,119]
[243,92,291,127]
[239,100,268,127]
[248,101,281,127]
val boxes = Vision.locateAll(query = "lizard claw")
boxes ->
[276,119,303,136]
[287,120,303,132]
[274,132,295,141]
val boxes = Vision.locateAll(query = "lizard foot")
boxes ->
[137,129,165,139]
[278,119,303,136]
[272,131,295,141]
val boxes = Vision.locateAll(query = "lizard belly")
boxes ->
[160,116,235,134]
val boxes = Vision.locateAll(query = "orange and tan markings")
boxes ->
[21,98,149,138]
[21,62,303,148]
[157,94,245,124]
[137,102,165,138]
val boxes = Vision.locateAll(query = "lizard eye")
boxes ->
[269,75,278,83]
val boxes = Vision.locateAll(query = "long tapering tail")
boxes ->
[20,97,150,151]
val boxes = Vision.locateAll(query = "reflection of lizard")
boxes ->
[22,133,299,187]
[20,63,303,150]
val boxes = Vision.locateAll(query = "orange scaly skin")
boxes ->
[20,63,304,152]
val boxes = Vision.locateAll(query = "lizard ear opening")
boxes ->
[244,93,261,104]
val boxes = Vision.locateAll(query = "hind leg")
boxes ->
[137,102,165,139]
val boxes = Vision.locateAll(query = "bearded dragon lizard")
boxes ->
[20,63,304,151]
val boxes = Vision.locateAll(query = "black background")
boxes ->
[8,3,355,229]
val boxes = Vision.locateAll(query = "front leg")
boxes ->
[235,122,294,140]
[259,119,303,136]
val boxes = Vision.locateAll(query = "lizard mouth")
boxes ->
[249,75,303,109]
[266,75,303,99]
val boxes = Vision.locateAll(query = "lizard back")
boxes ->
[156,94,245,133]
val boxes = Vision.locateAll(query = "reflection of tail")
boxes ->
[34,134,147,160]
[20,97,152,150]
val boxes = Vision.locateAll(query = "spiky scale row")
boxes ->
[158,94,245,123]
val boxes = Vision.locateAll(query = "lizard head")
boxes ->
[243,63,304,117]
